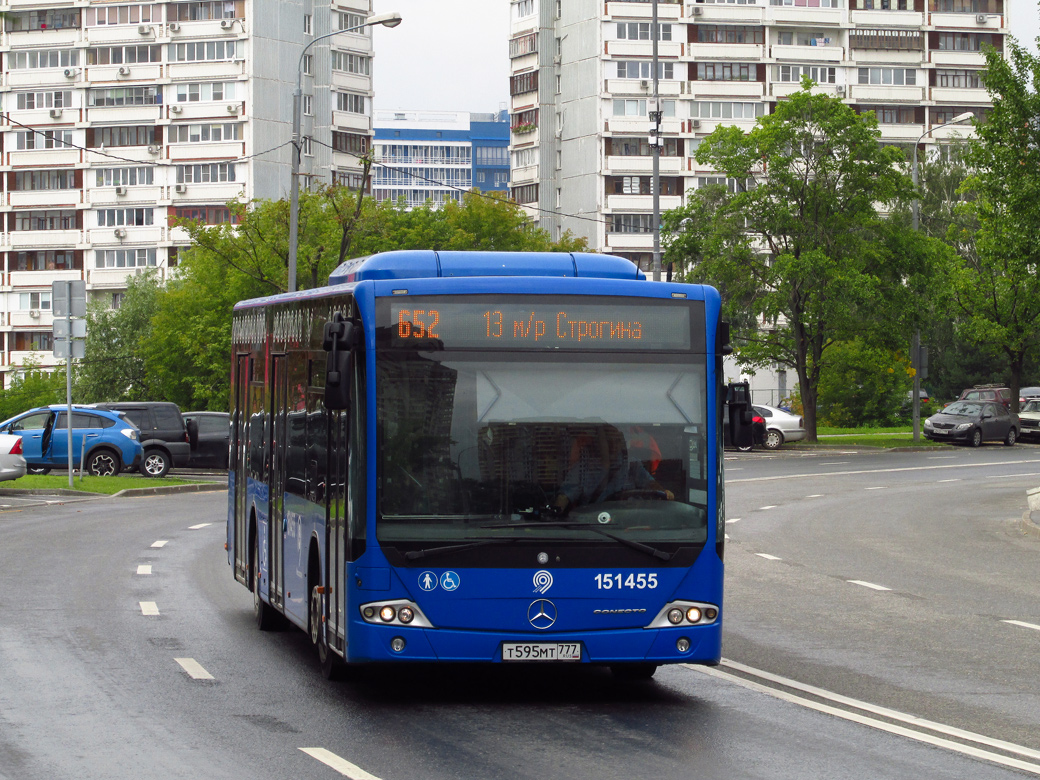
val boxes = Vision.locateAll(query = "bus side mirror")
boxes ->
[323,313,358,410]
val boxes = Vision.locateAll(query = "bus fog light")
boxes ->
[686,607,702,623]
[676,637,691,653]
[667,608,684,625]
[379,606,396,622]
[363,607,376,619]
[391,637,406,653]
[705,607,718,621]
[397,606,415,624]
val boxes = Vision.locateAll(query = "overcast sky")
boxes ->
[371,0,1039,113]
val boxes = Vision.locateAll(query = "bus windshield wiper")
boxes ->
[480,521,673,562]
[403,537,519,561]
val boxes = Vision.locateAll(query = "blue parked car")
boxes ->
[0,405,143,476]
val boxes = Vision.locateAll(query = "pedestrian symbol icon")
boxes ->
[419,571,438,591]
[440,571,460,591]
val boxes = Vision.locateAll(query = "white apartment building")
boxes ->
[508,0,1003,267]
[0,0,377,387]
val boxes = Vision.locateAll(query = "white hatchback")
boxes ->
[752,405,807,450]
[0,432,27,482]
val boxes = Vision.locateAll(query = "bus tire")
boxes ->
[610,663,658,680]
[253,530,277,631]
[310,584,347,680]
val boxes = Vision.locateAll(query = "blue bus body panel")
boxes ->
[327,250,645,286]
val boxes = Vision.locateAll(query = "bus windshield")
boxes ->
[375,351,708,548]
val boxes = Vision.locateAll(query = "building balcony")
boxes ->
[606,41,683,58]
[605,232,655,250]
[690,80,766,99]
[7,148,81,168]
[766,6,842,25]
[5,230,83,249]
[850,48,925,64]
[770,43,844,62]
[87,104,162,123]
[928,49,987,67]
[85,24,158,45]
[511,165,539,184]
[5,27,79,46]
[849,84,925,102]
[930,11,1003,27]
[9,269,81,288]
[8,311,53,328]
[850,9,923,26]
[877,122,925,140]
[331,71,369,93]
[605,156,684,174]
[931,86,990,103]
[927,123,976,140]
[605,79,683,97]
[8,190,81,208]
[685,42,764,60]
[168,101,242,120]
[607,116,683,134]
[168,59,246,80]
[169,142,243,161]
[86,186,164,206]
[333,110,372,133]
[5,108,82,130]
[687,4,764,23]
[86,267,164,288]
[8,350,60,369]
[165,182,243,202]
[86,63,163,83]
[607,194,683,211]
[86,226,165,246]
[690,116,759,134]
[6,68,81,88]
[606,1,682,19]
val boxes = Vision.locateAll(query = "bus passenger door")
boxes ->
[233,354,251,586]
[269,354,287,608]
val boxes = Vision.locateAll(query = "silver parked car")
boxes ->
[752,405,807,450]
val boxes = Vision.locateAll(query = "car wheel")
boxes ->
[763,429,785,450]
[140,449,171,478]
[970,428,983,448]
[26,465,51,475]
[86,449,120,476]
[1005,427,1017,446]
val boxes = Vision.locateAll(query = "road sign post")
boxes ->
[52,281,87,488]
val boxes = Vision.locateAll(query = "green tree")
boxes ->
[816,340,913,427]
[663,83,937,439]
[77,272,162,402]
[955,41,1040,411]
[0,359,66,421]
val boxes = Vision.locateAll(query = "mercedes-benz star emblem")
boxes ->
[528,599,557,630]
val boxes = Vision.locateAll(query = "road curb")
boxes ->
[0,482,226,500]
[1022,511,1040,538]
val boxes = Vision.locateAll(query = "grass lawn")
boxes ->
[793,426,944,448]
[4,473,217,495]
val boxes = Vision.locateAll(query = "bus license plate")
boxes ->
[502,642,582,662]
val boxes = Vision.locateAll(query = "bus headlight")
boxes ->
[646,601,719,629]
[359,600,434,628]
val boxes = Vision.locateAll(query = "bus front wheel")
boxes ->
[311,585,347,680]
[253,532,278,631]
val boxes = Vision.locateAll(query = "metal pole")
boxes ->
[651,0,662,282]
[65,281,73,488]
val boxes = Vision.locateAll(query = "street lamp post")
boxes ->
[287,11,402,293]
[910,110,974,441]
[650,0,662,281]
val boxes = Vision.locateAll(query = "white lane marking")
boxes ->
[150,540,168,548]
[137,565,152,575]
[758,505,777,510]
[806,494,823,498]
[689,660,1040,769]
[756,553,782,561]
[189,523,212,529]
[690,665,1040,777]
[728,457,1040,484]
[864,486,886,490]
[928,456,957,460]
[726,518,741,524]
[140,601,159,616]
[938,478,961,483]
[299,748,383,780]
[1003,619,1040,632]
[848,580,891,591]
[174,658,214,680]
[820,461,850,465]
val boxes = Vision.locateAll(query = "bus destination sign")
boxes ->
[384,297,693,351]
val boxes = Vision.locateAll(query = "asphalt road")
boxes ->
[0,447,1037,780]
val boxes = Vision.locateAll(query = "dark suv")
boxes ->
[89,402,192,478]
[957,385,1012,409]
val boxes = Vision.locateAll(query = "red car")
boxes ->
[958,385,1012,409]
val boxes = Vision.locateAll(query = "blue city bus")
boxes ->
[228,250,727,680]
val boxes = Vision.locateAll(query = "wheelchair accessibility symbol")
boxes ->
[440,571,460,591]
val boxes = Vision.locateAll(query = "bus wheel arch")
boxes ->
[251,511,278,631]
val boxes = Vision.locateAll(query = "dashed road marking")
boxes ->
[848,580,890,591]
[820,461,850,465]
[806,494,823,498]
[140,601,160,615]
[758,505,777,510]
[299,748,382,779]
[756,553,782,561]
[174,658,214,680]
[726,518,741,524]
[865,486,887,490]
[938,478,961,483]
[150,540,168,548]
[137,565,152,575]
[1003,620,1040,632]
[189,523,212,530]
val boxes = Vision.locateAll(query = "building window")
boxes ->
[513,0,535,18]
[169,206,236,224]
[512,107,539,131]
[13,252,78,271]
[935,69,983,88]
[13,210,78,231]
[858,67,917,85]
[698,62,756,81]
[691,101,765,119]
[87,45,161,64]
[90,126,157,147]
[850,29,922,49]
[774,64,836,83]
[332,131,370,156]
[336,12,366,30]
[302,54,313,75]
[510,71,539,96]
[95,167,154,186]
[173,82,237,102]
[87,86,162,106]
[95,248,157,268]
[6,9,81,30]
[331,52,371,74]
[170,40,243,62]
[96,208,154,227]
[606,137,683,156]
[169,123,244,144]
[512,147,539,168]
[85,5,156,25]
[871,106,918,123]
[609,214,654,233]
[13,170,77,191]
[608,176,682,195]
[930,0,996,10]
[170,2,240,21]
[9,50,80,69]
[15,91,73,110]
[176,163,237,183]
[776,30,833,45]
[615,61,674,79]
[697,176,747,192]
[617,22,672,40]
[303,14,312,34]
[694,25,764,44]
[937,32,987,50]
[15,130,74,150]
[511,183,539,203]
[509,32,538,58]
[769,0,838,6]
[854,0,910,8]
[933,107,982,124]
[336,92,366,114]
[13,333,54,352]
